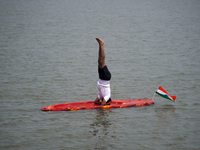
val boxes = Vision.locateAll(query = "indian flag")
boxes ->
[156,86,176,102]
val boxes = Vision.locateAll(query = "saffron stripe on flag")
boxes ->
[156,86,176,102]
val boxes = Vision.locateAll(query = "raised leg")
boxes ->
[96,37,106,68]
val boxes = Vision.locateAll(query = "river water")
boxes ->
[0,0,200,149]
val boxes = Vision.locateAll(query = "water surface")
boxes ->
[0,0,200,149]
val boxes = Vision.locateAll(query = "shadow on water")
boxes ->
[89,109,114,149]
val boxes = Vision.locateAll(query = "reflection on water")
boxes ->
[89,109,113,149]
[154,105,177,125]
[90,109,113,136]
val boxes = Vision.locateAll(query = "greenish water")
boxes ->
[0,0,200,149]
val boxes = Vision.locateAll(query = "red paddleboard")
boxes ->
[41,99,154,111]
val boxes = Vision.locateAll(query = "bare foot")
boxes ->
[95,37,104,46]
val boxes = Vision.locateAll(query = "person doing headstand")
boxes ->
[94,38,112,106]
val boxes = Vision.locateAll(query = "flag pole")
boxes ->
[152,92,156,100]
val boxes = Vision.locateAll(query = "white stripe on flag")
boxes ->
[157,89,173,100]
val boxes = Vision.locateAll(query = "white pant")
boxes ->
[97,79,111,102]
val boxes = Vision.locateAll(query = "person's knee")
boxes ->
[98,60,106,68]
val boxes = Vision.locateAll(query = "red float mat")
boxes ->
[41,99,154,111]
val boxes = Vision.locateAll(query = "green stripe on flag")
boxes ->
[156,92,174,102]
